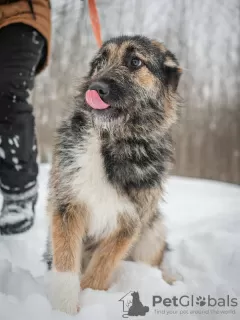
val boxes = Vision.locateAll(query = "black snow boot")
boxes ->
[0,187,38,235]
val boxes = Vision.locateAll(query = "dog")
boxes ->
[128,292,149,316]
[45,35,182,314]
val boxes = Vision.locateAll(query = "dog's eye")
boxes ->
[130,57,142,68]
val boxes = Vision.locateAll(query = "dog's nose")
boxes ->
[89,81,110,100]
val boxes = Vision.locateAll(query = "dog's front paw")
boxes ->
[161,267,182,285]
[45,271,80,315]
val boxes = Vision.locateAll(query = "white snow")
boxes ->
[0,137,4,159]
[13,136,20,148]
[15,165,23,172]
[0,214,29,226]
[0,202,34,226]
[0,147,5,159]
[12,157,19,165]
[24,181,36,190]
[32,31,40,45]
[0,164,239,319]
[1,183,10,191]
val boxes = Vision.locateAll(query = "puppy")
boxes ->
[45,35,182,314]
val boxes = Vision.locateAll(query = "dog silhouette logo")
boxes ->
[119,291,149,318]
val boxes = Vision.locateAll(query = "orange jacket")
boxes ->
[0,0,51,73]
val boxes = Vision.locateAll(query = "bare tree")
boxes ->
[34,0,240,183]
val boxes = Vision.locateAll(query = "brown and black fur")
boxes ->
[45,35,182,314]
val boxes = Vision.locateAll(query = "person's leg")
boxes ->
[0,23,46,234]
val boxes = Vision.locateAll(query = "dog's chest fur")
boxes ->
[70,131,135,238]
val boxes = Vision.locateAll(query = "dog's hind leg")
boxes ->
[130,214,166,265]
[45,202,86,315]
[129,214,175,284]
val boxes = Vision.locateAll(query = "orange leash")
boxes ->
[88,0,102,48]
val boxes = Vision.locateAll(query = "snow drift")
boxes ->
[0,164,239,319]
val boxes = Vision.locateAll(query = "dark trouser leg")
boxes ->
[0,23,45,193]
[0,23,46,234]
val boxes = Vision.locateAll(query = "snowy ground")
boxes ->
[0,164,239,319]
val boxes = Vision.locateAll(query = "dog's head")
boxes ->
[131,291,139,299]
[79,35,182,132]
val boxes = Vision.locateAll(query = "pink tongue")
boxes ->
[85,90,110,110]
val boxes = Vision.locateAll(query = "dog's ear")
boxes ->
[152,40,182,91]
[163,56,182,91]
[151,40,168,54]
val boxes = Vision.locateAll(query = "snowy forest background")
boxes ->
[33,0,240,184]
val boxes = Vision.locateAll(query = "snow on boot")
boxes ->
[0,187,38,235]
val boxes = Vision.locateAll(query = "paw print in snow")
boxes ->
[196,296,206,307]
